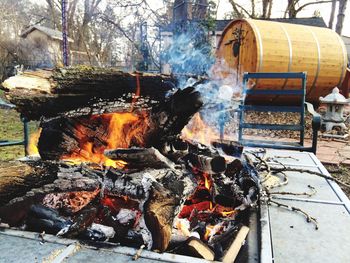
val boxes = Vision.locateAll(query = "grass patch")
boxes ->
[0,94,39,160]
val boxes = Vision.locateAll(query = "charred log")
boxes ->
[1,68,176,120]
[145,87,203,148]
[187,153,227,174]
[38,86,202,161]
[104,147,175,170]
[0,161,58,206]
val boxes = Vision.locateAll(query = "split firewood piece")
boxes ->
[1,67,176,120]
[180,236,215,260]
[187,153,227,174]
[144,182,179,252]
[104,147,176,170]
[222,225,250,263]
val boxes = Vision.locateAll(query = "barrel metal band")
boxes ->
[335,33,347,88]
[307,28,321,97]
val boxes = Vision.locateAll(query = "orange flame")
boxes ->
[204,224,214,240]
[27,128,42,155]
[221,210,236,217]
[61,112,150,168]
[203,173,211,190]
[130,73,141,111]
[181,113,218,146]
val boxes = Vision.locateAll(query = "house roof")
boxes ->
[215,17,327,32]
[20,25,74,43]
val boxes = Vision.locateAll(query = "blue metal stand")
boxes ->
[238,72,321,154]
[0,99,29,155]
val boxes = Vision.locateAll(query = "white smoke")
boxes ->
[164,32,243,144]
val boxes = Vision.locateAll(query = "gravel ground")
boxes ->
[326,165,350,199]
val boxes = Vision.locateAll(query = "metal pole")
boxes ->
[62,0,69,66]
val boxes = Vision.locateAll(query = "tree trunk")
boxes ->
[1,67,176,120]
[287,0,297,18]
[329,0,337,29]
[336,0,348,34]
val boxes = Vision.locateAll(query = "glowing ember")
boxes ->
[43,188,100,213]
[61,112,150,168]
[27,128,42,155]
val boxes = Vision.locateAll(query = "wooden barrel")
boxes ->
[216,19,348,104]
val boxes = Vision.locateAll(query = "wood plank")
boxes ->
[222,225,250,263]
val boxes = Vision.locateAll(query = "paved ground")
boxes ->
[316,138,350,166]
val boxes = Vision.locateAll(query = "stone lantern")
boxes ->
[319,87,350,134]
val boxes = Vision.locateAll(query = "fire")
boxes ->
[61,111,150,168]
[203,173,211,190]
[181,113,218,146]
[221,210,236,217]
[27,128,42,155]
[204,225,214,240]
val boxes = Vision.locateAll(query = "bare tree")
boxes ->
[228,0,257,18]
[335,0,348,34]
[284,0,333,18]
[329,0,337,28]
[262,0,273,18]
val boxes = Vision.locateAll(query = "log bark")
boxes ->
[37,86,202,161]
[144,182,179,252]
[1,67,176,120]
[0,161,58,206]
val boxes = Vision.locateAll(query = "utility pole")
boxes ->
[62,0,69,66]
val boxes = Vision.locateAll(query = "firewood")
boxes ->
[104,147,175,170]
[186,237,215,260]
[144,182,179,252]
[1,67,176,120]
[0,161,58,206]
[221,225,250,263]
[161,140,189,162]
[37,86,202,161]
[187,153,227,174]
[211,140,243,158]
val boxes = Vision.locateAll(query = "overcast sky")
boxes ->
[215,0,350,36]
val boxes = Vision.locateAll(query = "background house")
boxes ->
[20,25,74,67]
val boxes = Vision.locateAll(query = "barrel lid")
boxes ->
[319,87,350,104]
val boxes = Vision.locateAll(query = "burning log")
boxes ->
[36,86,202,163]
[1,67,176,120]
[104,147,175,170]
[0,163,100,225]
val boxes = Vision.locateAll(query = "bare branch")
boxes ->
[295,0,333,13]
